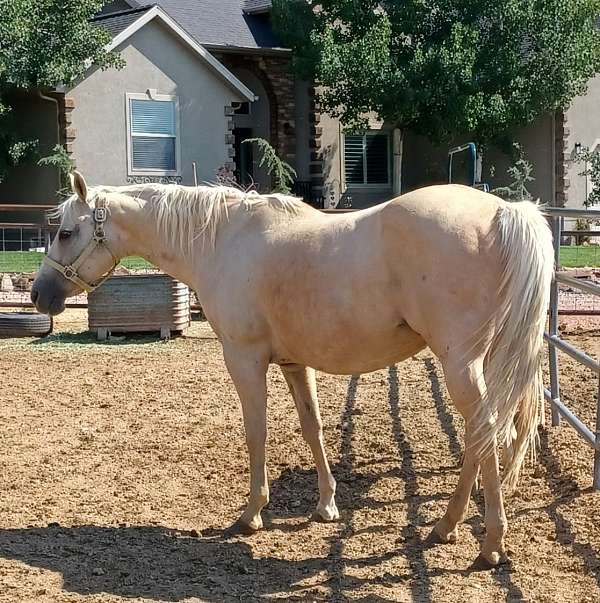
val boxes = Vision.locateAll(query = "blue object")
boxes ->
[448,143,477,187]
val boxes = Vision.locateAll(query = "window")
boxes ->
[344,132,390,186]
[233,101,251,115]
[126,94,180,175]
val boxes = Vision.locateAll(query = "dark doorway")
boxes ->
[233,128,254,187]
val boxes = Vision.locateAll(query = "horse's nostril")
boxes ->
[30,288,39,304]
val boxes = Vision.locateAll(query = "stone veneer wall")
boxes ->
[554,110,569,207]
[219,53,323,199]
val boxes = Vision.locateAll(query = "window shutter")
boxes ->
[344,135,365,185]
[132,137,176,171]
[365,134,389,184]
[131,100,176,135]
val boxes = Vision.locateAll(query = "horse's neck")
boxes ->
[115,196,211,292]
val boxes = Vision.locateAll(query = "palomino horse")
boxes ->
[32,172,553,566]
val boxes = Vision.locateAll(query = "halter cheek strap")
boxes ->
[43,197,119,293]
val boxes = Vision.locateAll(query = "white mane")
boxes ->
[54,183,302,252]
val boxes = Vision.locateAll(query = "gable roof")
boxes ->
[93,5,153,37]
[94,5,256,101]
[127,0,284,50]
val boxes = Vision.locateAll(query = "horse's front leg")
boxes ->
[434,422,479,544]
[223,343,270,533]
[281,365,339,522]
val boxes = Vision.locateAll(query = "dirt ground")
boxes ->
[0,310,599,603]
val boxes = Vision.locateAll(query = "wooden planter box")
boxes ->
[88,274,190,340]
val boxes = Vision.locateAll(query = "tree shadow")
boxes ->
[387,364,435,602]
[0,524,325,602]
[424,358,526,600]
[29,331,168,346]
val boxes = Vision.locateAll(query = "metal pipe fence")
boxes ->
[544,206,600,490]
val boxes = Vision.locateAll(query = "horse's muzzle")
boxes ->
[31,275,69,316]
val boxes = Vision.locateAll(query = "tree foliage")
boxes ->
[575,145,600,207]
[273,0,600,146]
[243,137,297,193]
[0,0,122,182]
[491,143,535,201]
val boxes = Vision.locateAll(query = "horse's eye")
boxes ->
[59,230,72,241]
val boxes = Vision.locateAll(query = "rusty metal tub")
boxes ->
[88,274,190,340]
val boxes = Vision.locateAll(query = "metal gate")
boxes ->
[544,207,600,489]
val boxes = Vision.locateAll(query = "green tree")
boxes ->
[243,137,297,193]
[0,0,122,182]
[273,0,600,189]
[575,145,600,207]
[491,144,535,202]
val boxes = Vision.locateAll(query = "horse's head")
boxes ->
[31,171,121,316]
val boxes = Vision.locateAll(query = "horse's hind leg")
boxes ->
[437,356,508,565]
[282,365,339,522]
[223,343,270,533]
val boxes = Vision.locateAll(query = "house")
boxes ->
[0,0,598,216]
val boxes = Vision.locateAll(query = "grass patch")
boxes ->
[0,252,153,273]
[2,249,595,273]
[560,246,600,268]
[120,257,154,270]
[0,251,44,273]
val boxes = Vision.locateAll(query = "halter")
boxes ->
[44,197,119,293]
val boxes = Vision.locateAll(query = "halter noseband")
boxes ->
[44,197,119,293]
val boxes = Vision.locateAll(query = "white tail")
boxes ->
[472,200,554,491]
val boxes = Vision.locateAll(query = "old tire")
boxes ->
[0,312,53,338]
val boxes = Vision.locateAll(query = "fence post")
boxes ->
[549,216,561,426]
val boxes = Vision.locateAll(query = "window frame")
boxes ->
[125,92,181,177]
[342,130,392,189]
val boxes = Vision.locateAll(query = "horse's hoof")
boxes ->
[478,548,511,568]
[313,503,340,523]
[433,521,458,544]
[231,518,262,536]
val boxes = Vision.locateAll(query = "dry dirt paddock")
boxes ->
[0,310,599,603]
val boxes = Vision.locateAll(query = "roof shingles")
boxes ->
[95,1,283,51]
[150,0,282,49]
[92,5,153,38]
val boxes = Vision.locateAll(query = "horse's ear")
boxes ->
[69,170,88,204]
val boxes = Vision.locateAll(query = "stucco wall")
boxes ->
[320,113,393,209]
[402,116,554,205]
[68,19,245,187]
[564,74,600,210]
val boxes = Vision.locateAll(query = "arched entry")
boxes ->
[228,68,272,191]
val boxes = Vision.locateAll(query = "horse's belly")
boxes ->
[275,322,427,375]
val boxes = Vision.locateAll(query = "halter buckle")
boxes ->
[63,266,76,279]
[94,207,108,223]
